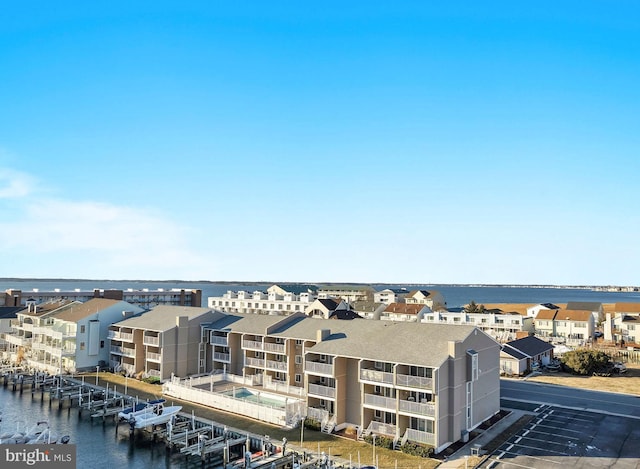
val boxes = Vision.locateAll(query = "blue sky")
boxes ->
[1,2,638,285]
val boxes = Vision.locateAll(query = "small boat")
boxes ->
[128,404,182,429]
[117,399,166,420]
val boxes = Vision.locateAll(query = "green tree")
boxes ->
[561,350,611,375]
[465,300,486,314]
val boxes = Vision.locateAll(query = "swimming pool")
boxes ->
[220,387,288,409]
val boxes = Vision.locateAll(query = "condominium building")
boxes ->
[7,299,144,374]
[207,285,317,316]
[404,290,446,310]
[2,288,202,308]
[534,308,595,345]
[199,313,500,453]
[317,285,375,303]
[419,308,533,343]
[108,306,218,380]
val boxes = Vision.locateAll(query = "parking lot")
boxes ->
[479,403,640,468]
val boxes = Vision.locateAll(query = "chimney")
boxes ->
[316,329,330,342]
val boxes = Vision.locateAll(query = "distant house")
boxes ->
[305,299,351,319]
[534,308,594,345]
[317,285,375,303]
[349,301,387,320]
[500,336,555,375]
[603,305,640,344]
[373,288,408,304]
[526,303,560,319]
[404,290,446,310]
[0,306,22,356]
[566,301,603,325]
[381,303,430,322]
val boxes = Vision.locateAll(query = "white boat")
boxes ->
[117,398,165,420]
[129,404,182,429]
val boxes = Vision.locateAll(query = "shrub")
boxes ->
[561,349,611,375]
[400,441,434,458]
[304,418,322,431]
[363,434,394,449]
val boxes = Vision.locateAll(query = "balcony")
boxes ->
[4,335,31,346]
[143,335,160,346]
[363,393,396,410]
[396,374,433,390]
[108,330,134,342]
[110,345,135,357]
[242,339,263,350]
[147,369,161,378]
[245,357,264,368]
[403,428,435,446]
[265,359,287,371]
[360,368,394,385]
[366,421,397,438]
[147,351,162,362]
[263,342,286,354]
[214,352,231,363]
[399,399,436,417]
[308,383,336,399]
[305,361,334,376]
[209,334,228,347]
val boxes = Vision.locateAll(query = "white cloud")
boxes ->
[0,168,34,199]
[0,170,215,279]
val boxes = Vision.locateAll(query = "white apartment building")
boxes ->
[208,285,317,316]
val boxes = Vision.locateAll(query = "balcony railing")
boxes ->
[399,399,436,417]
[143,335,160,346]
[308,383,336,399]
[366,421,397,437]
[364,393,396,410]
[4,335,31,346]
[360,368,394,385]
[214,352,231,362]
[147,352,162,362]
[265,360,287,371]
[242,339,263,350]
[110,345,135,357]
[245,357,264,368]
[396,374,433,390]
[147,369,161,378]
[108,331,134,342]
[307,406,329,422]
[264,342,286,354]
[403,428,435,446]
[209,335,228,346]
[305,361,334,376]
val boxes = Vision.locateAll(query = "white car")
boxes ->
[613,362,627,374]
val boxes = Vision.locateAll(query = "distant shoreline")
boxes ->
[0,277,637,291]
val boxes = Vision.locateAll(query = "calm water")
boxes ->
[2,279,639,308]
[2,279,639,468]
[0,384,207,469]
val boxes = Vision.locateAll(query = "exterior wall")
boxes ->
[208,290,314,316]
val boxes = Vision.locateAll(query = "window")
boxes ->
[100,340,104,348]
[295,339,303,345]
[295,374,302,383]
[295,355,302,365]
[80,325,85,333]
[80,342,85,350]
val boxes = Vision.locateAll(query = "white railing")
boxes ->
[398,399,436,417]
[242,340,263,350]
[307,407,329,422]
[143,335,160,346]
[213,352,231,362]
[265,360,287,371]
[396,374,433,390]
[263,377,306,397]
[360,368,394,384]
[147,352,162,362]
[4,335,30,346]
[245,357,264,368]
[109,331,134,342]
[363,393,396,410]
[308,383,335,399]
[366,421,397,437]
[163,379,298,427]
[147,369,161,378]
[264,342,286,354]
[305,361,333,375]
[403,428,435,446]
[209,334,228,346]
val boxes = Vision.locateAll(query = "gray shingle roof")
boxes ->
[114,305,215,332]
[504,336,554,357]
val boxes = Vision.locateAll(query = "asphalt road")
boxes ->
[501,379,640,418]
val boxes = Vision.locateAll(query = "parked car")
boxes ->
[612,362,627,374]
[594,331,604,338]
[546,360,562,372]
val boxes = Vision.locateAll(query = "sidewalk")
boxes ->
[437,409,529,468]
